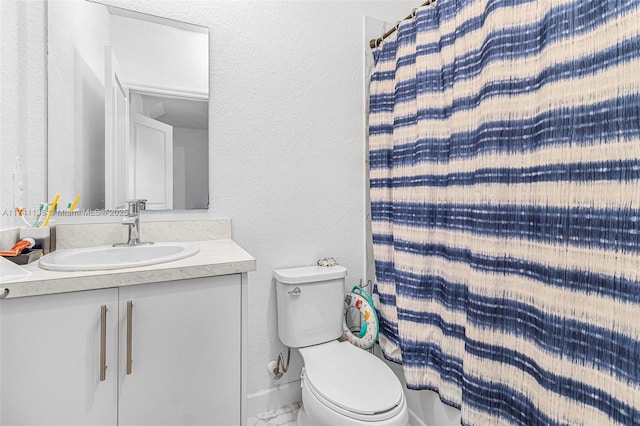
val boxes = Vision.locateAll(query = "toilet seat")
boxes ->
[298,341,404,422]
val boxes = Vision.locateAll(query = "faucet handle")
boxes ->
[126,199,147,215]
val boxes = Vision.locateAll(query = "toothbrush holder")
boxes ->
[20,227,51,254]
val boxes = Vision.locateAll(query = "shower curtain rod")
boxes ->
[369,0,436,49]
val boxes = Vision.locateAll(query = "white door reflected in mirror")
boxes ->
[130,114,173,210]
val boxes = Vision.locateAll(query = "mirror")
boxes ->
[48,0,209,211]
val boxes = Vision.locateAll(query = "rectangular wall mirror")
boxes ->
[48,0,209,211]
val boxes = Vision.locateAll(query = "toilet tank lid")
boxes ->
[274,265,347,284]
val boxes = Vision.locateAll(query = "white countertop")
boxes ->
[0,239,256,298]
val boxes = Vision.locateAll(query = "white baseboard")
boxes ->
[247,380,303,418]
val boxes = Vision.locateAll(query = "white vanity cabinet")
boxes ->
[0,287,119,425]
[0,275,242,426]
[117,275,241,426]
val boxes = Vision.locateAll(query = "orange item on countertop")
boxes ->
[0,238,36,257]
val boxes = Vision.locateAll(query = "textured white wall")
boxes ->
[0,0,416,406]
[0,0,46,228]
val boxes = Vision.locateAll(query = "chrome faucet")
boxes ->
[114,199,153,246]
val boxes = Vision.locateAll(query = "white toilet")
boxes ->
[274,265,409,426]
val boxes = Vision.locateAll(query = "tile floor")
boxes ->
[247,402,301,426]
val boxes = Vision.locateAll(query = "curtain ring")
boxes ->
[412,8,418,18]
[394,20,401,31]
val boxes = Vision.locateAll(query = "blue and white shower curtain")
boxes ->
[368,0,640,424]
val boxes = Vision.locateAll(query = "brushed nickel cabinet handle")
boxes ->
[100,305,108,382]
[126,300,133,375]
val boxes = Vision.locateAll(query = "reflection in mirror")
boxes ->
[48,1,209,211]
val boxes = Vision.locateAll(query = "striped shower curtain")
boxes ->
[368,0,640,424]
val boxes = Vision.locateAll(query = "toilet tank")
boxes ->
[274,265,347,348]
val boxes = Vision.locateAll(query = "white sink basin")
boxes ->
[38,243,199,272]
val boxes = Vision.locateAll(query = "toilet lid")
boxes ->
[299,341,403,415]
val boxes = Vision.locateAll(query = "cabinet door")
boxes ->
[118,275,241,426]
[0,289,119,426]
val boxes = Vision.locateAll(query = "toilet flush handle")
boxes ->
[288,287,301,296]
